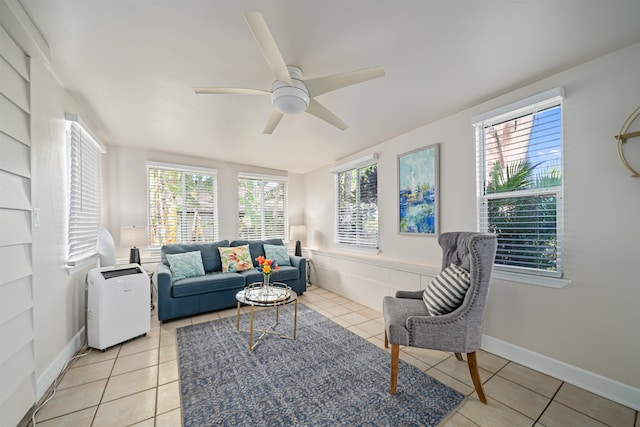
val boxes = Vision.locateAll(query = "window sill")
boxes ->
[66,255,98,275]
[332,243,380,256]
[492,270,571,288]
[115,255,162,265]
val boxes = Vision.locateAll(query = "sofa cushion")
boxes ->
[165,251,205,282]
[230,239,284,266]
[423,263,471,316]
[219,245,254,272]
[239,265,300,285]
[270,266,300,282]
[161,240,229,273]
[171,272,245,298]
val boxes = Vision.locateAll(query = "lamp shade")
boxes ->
[290,225,307,242]
[119,226,148,248]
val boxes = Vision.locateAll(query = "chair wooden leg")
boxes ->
[455,352,464,361]
[390,344,399,394]
[384,330,388,348]
[467,351,487,404]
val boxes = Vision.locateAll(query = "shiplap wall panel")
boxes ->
[0,25,28,80]
[0,341,34,403]
[0,379,35,427]
[0,132,30,178]
[1,21,35,426]
[0,310,33,365]
[0,56,29,112]
[0,94,29,144]
[0,169,31,210]
[0,209,31,246]
[0,244,32,286]
[0,277,32,325]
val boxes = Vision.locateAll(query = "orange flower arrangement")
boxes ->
[256,256,279,276]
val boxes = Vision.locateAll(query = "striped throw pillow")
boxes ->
[423,263,471,316]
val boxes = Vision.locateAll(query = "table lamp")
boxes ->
[120,225,147,264]
[290,225,307,257]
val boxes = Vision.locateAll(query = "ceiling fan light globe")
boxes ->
[272,85,310,115]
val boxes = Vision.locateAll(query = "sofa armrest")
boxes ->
[289,255,307,280]
[157,264,173,314]
[395,290,424,299]
[289,255,304,268]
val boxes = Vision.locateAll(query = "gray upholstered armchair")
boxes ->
[383,232,497,403]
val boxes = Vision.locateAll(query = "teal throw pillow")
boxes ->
[166,251,205,282]
[263,244,291,266]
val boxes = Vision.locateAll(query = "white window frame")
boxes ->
[332,154,379,252]
[65,113,106,273]
[237,173,288,241]
[146,162,219,249]
[473,88,570,288]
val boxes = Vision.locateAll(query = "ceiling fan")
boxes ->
[193,12,385,134]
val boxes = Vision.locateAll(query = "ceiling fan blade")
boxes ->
[193,87,270,95]
[305,66,385,97]
[263,110,284,134]
[307,98,349,130]
[244,12,292,85]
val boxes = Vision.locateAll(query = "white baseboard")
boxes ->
[482,334,640,411]
[36,327,86,400]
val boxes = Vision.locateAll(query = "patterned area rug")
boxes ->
[176,303,464,426]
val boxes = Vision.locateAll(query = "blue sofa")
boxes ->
[157,239,306,322]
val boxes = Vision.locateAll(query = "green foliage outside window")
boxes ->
[336,163,378,247]
[148,167,217,246]
[486,159,561,272]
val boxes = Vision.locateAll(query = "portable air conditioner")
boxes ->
[87,264,150,350]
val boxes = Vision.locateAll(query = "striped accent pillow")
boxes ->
[423,263,471,316]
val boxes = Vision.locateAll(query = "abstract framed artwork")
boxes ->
[398,143,440,236]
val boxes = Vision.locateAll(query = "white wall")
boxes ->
[303,42,640,399]
[29,59,104,397]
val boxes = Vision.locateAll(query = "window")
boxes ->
[237,174,288,240]
[473,88,564,278]
[147,163,218,247]
[334,154,378,248]
[66,115,105,267]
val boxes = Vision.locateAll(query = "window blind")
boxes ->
[147,164,218,247]
[335,161,378,248]
[475,91,564,277]
[67,121,104,265]
[238,175,288,241]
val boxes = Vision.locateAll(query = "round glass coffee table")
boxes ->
[235,282,298,351]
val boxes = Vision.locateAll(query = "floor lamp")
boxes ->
[290,225,307,257]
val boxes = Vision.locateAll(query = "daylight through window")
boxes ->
[66,118,105,266]
[334,156,378,248]
[238,174,288,241]
[147,163,218,247]
[474,88,564,278]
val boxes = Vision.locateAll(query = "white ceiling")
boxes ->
[18,0,640,174]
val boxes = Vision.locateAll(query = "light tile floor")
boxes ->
[31,286,638,427]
